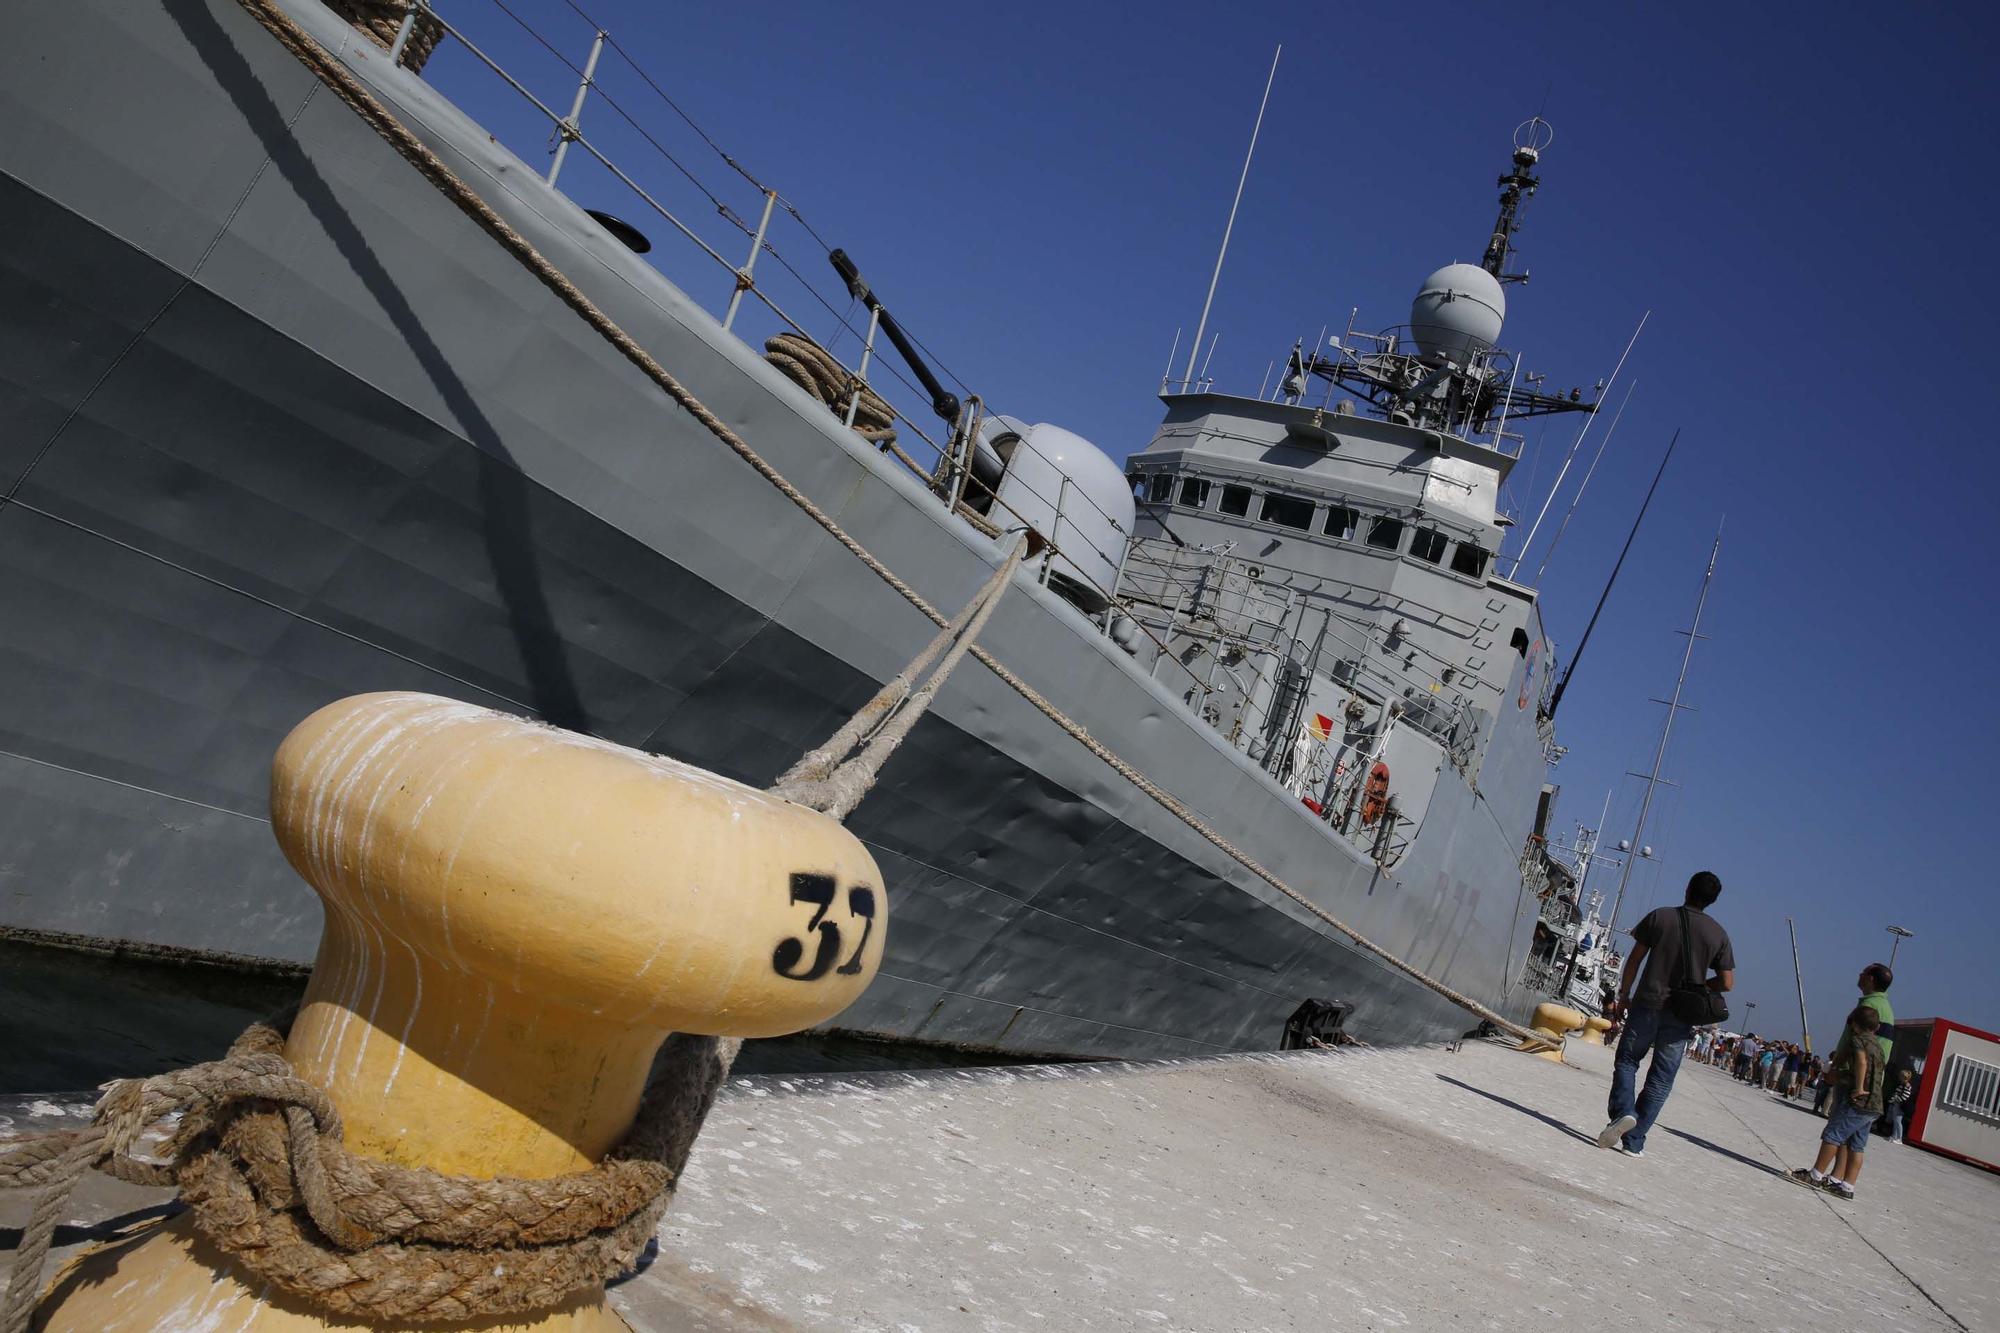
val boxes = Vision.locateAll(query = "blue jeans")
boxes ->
[1607,1004,1694,1152]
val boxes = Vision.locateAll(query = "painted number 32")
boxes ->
[772,872,877,982]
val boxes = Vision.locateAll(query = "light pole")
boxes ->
[1886,925,1915,969]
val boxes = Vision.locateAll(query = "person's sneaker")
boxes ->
[1789,1167,1824,1189]
[1621,1147,1645,1159]
[1597,1114,1638,1149]
[1824,1182,1855,1200]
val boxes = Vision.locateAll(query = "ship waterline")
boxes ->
[0,0,1558,1058]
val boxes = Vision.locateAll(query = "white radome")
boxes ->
[1409,262,1506,363]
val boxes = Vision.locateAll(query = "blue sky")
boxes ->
[422,0,1999,1046]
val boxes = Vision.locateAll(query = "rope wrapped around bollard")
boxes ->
[0,1021,737,1327]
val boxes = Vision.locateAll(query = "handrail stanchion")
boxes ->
[546,28,607,188]
[722,188,778,333]
[844,306,883,428]
[387,0,426,64]
[1040,478,1069,586]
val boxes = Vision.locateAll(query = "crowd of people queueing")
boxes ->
[1690,1032,1823,1100]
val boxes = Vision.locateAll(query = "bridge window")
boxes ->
[1451,542,1490,579]
[1177,477,1211,508]
[1219,484,1253,517]
[1322,505,1359,540]
[1366,516,1404,551]
[1411,528,1448,564]
[1261,493,1314,531]
[1144,473,1174,504]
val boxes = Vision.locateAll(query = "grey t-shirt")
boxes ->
[1629,905,1734,1009]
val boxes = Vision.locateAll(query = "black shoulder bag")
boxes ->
[1667,907,1728,1026]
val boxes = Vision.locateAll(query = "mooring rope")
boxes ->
[0,1020,734,1328]
[217,0,1561,1046]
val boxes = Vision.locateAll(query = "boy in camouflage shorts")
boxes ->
[1791,1006,1885,1200]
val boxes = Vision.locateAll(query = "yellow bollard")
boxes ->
[35,692,888,1330]
[1577,1015,1615,1046]
[1519,1002,1586,1063]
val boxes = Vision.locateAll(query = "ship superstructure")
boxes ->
[1115,120,1598,870]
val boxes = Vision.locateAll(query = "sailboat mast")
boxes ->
[1606,524,1723,935]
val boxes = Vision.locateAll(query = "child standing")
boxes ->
[1791,1006,1885,1199]
[1885,1069,1915,1144]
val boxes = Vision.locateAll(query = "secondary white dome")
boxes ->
[985,420,1133,613]
[1409,263,1506,363]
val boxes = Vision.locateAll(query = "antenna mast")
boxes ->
[1606,523,1722,936]
[1547,428,1679,719]
[1483,118,1552,281]
[1183,45,1280,389]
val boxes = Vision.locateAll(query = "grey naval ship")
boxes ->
[0,0,1607,1059]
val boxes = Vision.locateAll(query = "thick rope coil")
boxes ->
[763,332,897,450]
[220,0,1559,1049]
[0,1021,738,1329]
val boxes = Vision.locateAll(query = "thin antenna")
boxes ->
[1605,521,1722,936]
[1257,360,1275,399]
[1197,332,1221,386]
[1510,310,1649,572]
[1183,45,1281,388]
[1547,428,1679,718]
[1160,326,1182,388]
[1532,379,1639,584]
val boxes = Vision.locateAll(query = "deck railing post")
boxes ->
[1040,477,1070,586]
[843,306,882,428]
[722,188,778,333]
[546,29,607,188]
[387,0,426,64]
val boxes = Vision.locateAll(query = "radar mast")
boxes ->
[1482,117,1553,283]
[1296,118,1596,444]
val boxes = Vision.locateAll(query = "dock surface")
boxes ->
[6,1038,1994,1331]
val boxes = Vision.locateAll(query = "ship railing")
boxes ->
[403,0,1153,637]
[1280,325,1536,457]
[1311,768,1414,869]
[1116,538,1484,769]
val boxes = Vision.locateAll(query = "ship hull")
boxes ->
[0,0,1551,1059]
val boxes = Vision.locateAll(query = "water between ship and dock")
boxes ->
[3,935,1994,1332]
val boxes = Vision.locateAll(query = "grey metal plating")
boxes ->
[0,0,1560,1057]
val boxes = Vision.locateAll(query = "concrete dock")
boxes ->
[5,1038,1994,1331]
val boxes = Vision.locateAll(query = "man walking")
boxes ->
[1597,871,1736,1158]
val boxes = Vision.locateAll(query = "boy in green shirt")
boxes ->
[1791,1006,1885,1199]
